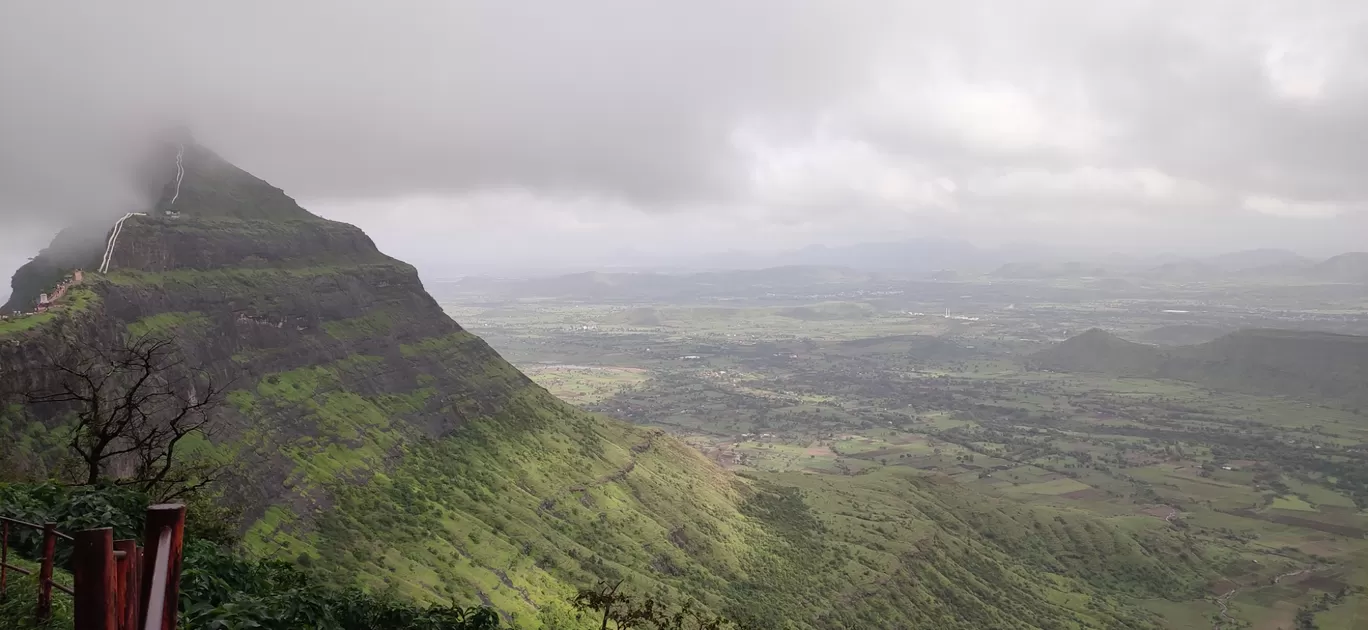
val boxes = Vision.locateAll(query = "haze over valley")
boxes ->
[3,2,1368,629]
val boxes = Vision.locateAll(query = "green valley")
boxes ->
[434,265,1368,629]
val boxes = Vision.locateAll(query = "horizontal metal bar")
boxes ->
[0,517,74,540]
[0,516,42,530]
[0,564,75,597]
[1,561,33,576]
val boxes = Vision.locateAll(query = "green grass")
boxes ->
[126,310,211,338]
[0,557,75,628]
[0,286,99,338]
[0,312,56,336]
[322,309,400,341]
[228,366,1205,628]
[522,366,649,405]
[1270,494,1318,512]
[1005,478,1093,496]
[105,262,405,288]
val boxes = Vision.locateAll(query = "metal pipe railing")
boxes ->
[0,516,67,624]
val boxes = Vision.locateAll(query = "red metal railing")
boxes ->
[1,504,185,630]
[1,516,75,621]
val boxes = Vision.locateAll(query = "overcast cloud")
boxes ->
[2,0,1367,278]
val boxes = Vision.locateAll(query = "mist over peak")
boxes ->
[4,1,1368,280]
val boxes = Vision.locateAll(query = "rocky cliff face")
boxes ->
[1,139,531,513]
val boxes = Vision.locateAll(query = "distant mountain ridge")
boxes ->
[1033,328,1368,407]
[436,243,1368,287]
[439,264,883,300]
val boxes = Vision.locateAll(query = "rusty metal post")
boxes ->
[113,540,141,630]
[36,522,57,622]
[73,527,117,630]
[137,504,185,630]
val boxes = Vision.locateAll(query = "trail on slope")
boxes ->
[98,212,144,273]
[536,431,659,514]
[1212,587,1237,630]
[1273,568,1314,584]
[1209,566,1319,629]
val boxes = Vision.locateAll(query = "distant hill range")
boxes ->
[436,265,883,300]
[1310,252,1368,283]
[989,261,1111,279]
[984,249,1367,283]
[1032,328,1368,408]
[748,242,1366,282]
[1135,324,1234,346]
[430,243,1368,291]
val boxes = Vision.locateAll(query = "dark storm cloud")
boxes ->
[0,1,879,215]
[2,0,1368,258]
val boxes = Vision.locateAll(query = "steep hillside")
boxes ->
[1033,328,1368,408]
[2,140,1212,628]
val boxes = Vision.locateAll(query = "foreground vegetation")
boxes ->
[0,483,502,630]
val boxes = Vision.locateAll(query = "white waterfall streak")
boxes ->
[98,212,146,273]
[170,143,185,205]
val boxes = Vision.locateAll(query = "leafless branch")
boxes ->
[16,333,226,497]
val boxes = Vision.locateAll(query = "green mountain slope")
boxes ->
[2,140,1214,628]
[1031,329,1166,376]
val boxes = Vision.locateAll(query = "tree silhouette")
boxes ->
[19,333,225,498]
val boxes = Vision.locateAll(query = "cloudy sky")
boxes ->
[2,0,1368,278]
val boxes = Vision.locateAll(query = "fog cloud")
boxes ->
[3,0,1368,276]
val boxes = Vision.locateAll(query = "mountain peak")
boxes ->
[144,139,317,222]
[3,140,369,312]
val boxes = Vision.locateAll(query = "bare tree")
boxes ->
[21,333,225,498]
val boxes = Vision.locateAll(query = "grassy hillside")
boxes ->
[1031,329,1166,375]
[243,377,1210,628]
[1167,329,1368,407]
